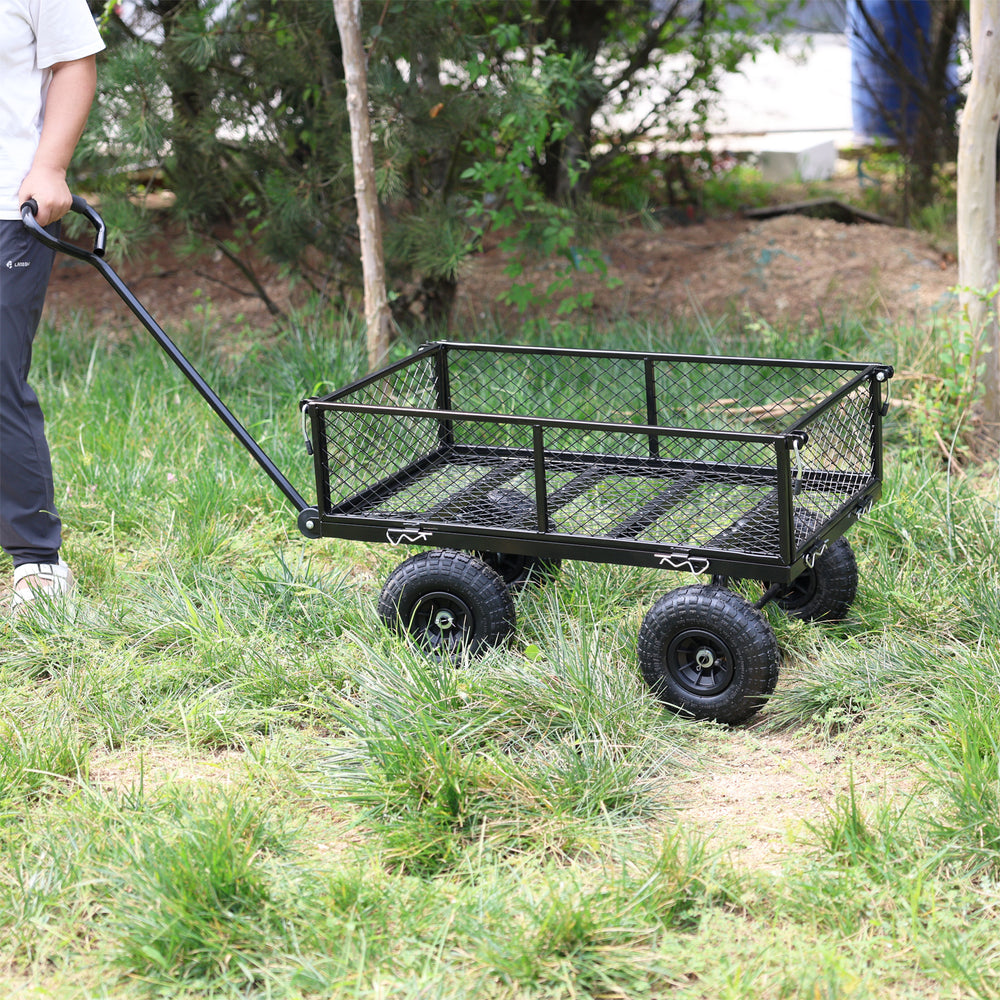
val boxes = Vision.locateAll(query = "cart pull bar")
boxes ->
[22,197,311,517]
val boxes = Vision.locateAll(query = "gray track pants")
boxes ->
[0,218,61,567]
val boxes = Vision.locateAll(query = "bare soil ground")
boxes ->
[38,209,941,870]
[43,211,958,336]
[672,726,911,871]
[453,213,957,331]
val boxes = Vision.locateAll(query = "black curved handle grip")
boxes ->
[20,193,107,259]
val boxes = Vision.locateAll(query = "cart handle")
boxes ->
[21,195,107,259]
[21,195,318,534]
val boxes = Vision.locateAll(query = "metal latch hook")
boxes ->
[386,527,431,547]
[655,552,711,575]
[804,539,829,569]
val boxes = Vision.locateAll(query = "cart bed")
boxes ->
[304,343,891,582]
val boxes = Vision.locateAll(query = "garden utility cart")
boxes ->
[25,197,893,724]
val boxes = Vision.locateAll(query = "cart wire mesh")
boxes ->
[305,343,889,569]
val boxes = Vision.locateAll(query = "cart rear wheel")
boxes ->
[473,551,562,591]
[637,585,780,724]
[473,488,561,590]
[769,536,858,623]
[377,550,516,657]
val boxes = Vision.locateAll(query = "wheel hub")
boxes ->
[434,609,456,631]
[412,590,474,653]
[666,628,735,696]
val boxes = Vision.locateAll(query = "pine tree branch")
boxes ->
[207,237,287,319]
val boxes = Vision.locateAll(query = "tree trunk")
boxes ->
[333,0,392,370]
[537,0,617,202]
[908,1,962,212]
[957,0,1000,449]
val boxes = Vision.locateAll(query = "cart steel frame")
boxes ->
[304,341,891,585]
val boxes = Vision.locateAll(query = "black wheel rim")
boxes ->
[774,569,818,610]
[665,628,736,696]
[480,552,529,585]
[410,591,474,653]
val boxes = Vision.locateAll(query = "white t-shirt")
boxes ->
[0,0,104,220]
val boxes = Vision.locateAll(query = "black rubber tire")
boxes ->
[770,536,858,623]
[473,551,562,591]
[473,488,561,591]
[637,585,780,724]
[377,549,516,657]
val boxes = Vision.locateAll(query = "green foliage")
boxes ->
[592,152,777,221]
[699,162,779,215]
[462,35,615,316]
[80,0,790,329]
[319,614,674,875]
[853,145,961,238]
[106,793,285,985]
[899,308,989,461]
[0,719,88,812]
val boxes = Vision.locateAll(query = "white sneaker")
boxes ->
[11,560,76,617]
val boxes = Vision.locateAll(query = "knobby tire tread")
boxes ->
[775,537,858,623]
[377,549,516,655]
[638,585,780,725]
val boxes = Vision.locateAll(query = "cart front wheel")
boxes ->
[473,551,562,591]
[769,536,858,623]
[377,550,516,657]
[637,585,780,724]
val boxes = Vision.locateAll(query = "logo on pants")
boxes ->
[5,260,30,269]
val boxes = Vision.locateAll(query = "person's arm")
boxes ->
[17,54,97,226]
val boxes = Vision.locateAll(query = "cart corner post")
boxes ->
[775,433,803,565]
[433,343,455,448]
[531,424,550,533]
[644,355,660,458]
[870,365,894,483]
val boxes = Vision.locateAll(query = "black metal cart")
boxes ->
[25,198,893,724]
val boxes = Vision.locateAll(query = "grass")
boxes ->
[2,296,1000,998]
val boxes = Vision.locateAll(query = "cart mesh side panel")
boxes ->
[314,352,441,514]
[445,350,851,433]
[309,345,883,564]
[792,379,878,526]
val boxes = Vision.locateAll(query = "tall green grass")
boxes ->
[1,300,999,997]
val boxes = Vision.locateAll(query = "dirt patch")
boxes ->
[42,212,958,336]
[86,749,248,794]
[673,729,907,873]
[454,214,957,332]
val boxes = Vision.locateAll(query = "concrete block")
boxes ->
[758,138,837,183]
